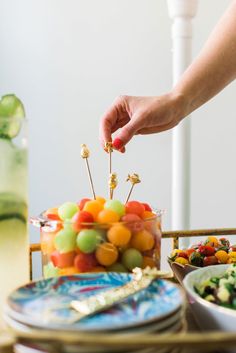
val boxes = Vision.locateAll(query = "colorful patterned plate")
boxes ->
[4,307,183,335]
[6,272,183,331]
[4,313,185,353]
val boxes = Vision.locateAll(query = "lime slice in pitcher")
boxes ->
[0,192,27,223]
[0,94,25,139]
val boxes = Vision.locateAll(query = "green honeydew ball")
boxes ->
[43,262,59,278]
[54,228,77,253]
[107,262,128,273]
[122,248,143,271]
[63,219,74,231]
[58,202,79,221]
[76,229,101,253]
[104,200,125,217]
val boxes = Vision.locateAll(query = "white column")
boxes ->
[167,0,198,246]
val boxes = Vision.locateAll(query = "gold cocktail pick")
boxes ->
[104,142,113,175]
[108,172,118,199]
[105,142,114,199]
[81,144,96,200]
[125,173,141,203]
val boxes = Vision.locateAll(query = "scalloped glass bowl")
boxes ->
[31,210,163,278]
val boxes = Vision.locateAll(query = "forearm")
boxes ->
[173,0,236,117]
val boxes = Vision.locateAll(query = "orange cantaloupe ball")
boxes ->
[130,229,155,252]
[107,224,131,246]
[95,242,118,266]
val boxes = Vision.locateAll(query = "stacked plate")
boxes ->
[4,272,186,353]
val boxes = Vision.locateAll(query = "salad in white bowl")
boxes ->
[195,264,236,308]
[183,264,236,331]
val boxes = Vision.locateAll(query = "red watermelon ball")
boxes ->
[72,210,94,232]
[74,253,98,272]
[121,214,144,232]
[142,203,152,212]
[50,251,76,268]
[78,198,91,210]
[125,201,145,217]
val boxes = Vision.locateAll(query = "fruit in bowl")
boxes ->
[33,198,162,278]
[168,236,236,283]
[183,264,236,331]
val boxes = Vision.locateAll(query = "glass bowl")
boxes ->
[31,209,163,278]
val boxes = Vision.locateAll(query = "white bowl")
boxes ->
[183,264,236,331]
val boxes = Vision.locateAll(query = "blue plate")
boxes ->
[6,273,183,331]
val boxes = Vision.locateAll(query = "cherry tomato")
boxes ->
[176,251,188,259]
[185,248,195,257]
[219,238,230,248]
[198,245,215,256]
[189,252,203,267]
[231,245,236,251]
[203,255,218,266]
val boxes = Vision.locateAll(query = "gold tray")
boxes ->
[16,228,235,353]
[2,321,236,353]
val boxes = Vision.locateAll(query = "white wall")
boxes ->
[0,0,235,277]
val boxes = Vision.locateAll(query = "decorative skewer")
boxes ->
[105,142,114,198]
[80,144,96,200]
[125,173,141,203]
[104,142,113,175]
[108,173,118,199]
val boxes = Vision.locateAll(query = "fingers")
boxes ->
[136,120,178,135]
[113,113,142,149]
[111,117,130,133]
[99,96,129,147]
[119,146,126,153]
[100,95,174,152]
[99,108,115,146]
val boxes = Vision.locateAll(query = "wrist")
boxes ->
[169,90,190,123]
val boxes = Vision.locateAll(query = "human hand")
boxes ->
[99,92,186,151]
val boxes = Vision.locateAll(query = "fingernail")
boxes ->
[113,138,124,150]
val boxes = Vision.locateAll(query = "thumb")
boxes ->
[113,115,140,149]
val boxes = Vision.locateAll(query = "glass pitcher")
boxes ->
[0,116,29,327]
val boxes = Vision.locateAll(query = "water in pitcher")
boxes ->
[0,98,29,327]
